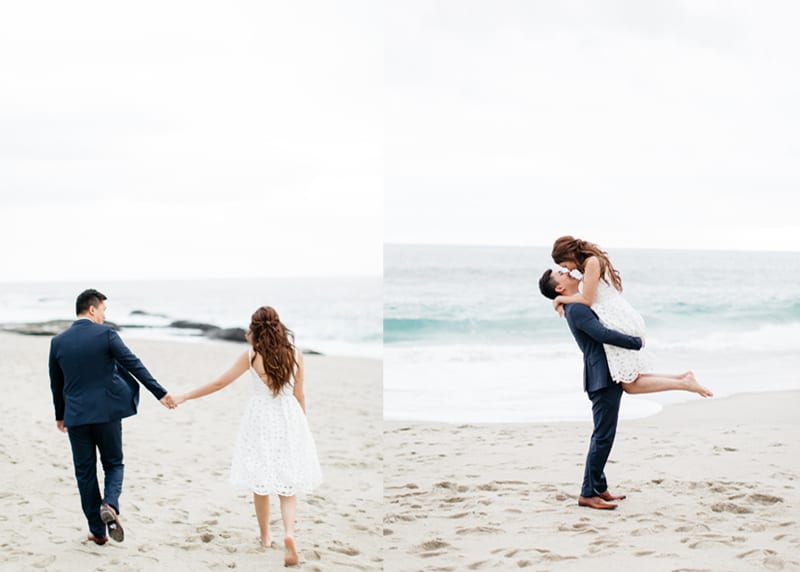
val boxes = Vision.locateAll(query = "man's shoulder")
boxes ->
[58,321,115,338]
[564,303,596,320]
[564,302,589,315]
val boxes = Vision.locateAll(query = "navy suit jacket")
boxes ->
[49,319,168,427]
[563,303,643,393]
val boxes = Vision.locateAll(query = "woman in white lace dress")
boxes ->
[550,235,712,398]
[175,306,322,567]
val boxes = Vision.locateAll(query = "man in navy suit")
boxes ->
[539,269,643,510]
[49,289,176,544]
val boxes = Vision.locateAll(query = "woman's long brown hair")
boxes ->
[551,235,623,291]
[249,306,298,396]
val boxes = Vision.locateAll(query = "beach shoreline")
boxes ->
[0,332,382,571]
[384,390,800,571]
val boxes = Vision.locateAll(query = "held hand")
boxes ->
[173,394,188,406]
[160,394,177,409]
[56,420,67,433]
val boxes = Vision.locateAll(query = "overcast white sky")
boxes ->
[385,1,800,252]
[0,1,382,281]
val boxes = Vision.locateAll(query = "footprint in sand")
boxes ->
[400,483,419,490]
[630,525,666,537]
[329,542,359,556]
[304,550,321,561]
[455,526,503,535]
[737,549,790,571]
[434,481,458,490]
[711,502,753,514]
[713,445,738,452]
[417,539,450,552]
[588,538,619,554]
[31,556,56,569]
[749,493,783,505]
[385,512,416,523]
[686,534,743,549]
[532,549,577,562]
[674,523,711,533]
[559,522,600,535]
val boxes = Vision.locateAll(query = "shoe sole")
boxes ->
[100,507,125,542]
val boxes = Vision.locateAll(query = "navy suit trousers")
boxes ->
[67,420,124,538]
[581,383,623,498]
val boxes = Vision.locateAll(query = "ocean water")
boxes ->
[385,244,800,423]
[0,277,382,358]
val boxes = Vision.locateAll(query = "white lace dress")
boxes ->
[229,350,323,496]
[589,282,653,382]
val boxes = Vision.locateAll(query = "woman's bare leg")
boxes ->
[652,371,691,380]
[621,371,713,397]
[279,495,299,566]
[253,493,272,548]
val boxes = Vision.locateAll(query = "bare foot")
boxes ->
[284,536,299,567]
[261,535,273,549]
[684,371,713,398]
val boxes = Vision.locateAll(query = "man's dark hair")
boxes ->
[538,269,559,300]
[76,289,107,315]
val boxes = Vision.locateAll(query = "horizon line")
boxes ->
[384,242,800,254]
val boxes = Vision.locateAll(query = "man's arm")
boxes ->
[108,330,171,403]
[568,304,643,350]
[48,339,67,432]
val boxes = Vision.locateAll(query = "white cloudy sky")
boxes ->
[0,1,382,281]
[385,1,800,251]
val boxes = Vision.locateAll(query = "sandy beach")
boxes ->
[0,331,382,571]
[384,390,800,571]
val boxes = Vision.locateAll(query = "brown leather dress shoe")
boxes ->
[100,503,125,542]
[578,496,618,510]
[87,533,109,545]
[599,490,627,501]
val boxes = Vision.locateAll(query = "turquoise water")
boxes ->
[385,244,800,422]
[386,244,800,345]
